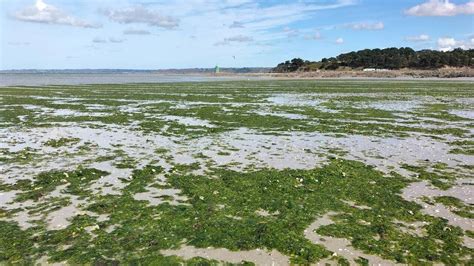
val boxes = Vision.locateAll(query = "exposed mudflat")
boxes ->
[0,80,473,265]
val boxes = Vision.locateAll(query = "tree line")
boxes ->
[273,47,474,72]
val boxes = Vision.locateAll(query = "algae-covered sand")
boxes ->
[0,80,473,265]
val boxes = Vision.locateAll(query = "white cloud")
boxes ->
[437,37,474,51]
[215,35,254,45]
[14,0,101,28]
[123,29,151,35]
[438,37,457,47]
[405,34,431,42]
[103,6,179,29]
[405,0,474,16]
[346,22,384,30]
[335,37,344,44]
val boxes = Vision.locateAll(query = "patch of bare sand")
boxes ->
[161,245,289,265]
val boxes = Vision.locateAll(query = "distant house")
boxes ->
[215,65,220,74]
[363,68,390,72]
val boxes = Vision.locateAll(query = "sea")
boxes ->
[0,72,267,87]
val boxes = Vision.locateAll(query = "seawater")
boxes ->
[0,73,265,86]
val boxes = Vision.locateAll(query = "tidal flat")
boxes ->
[0,80,473,265]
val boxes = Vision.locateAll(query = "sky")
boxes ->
[0,0,473,69]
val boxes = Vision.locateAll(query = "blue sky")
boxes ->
[0,0,473,69]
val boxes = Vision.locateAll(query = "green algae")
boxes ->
[1,80,473,265]
[0,221,35,264]
[433,196,474,219]
[1,80,473,138]
[401,164,458,190]
[44,138,80,148]
[449,140,474,155]
[8,168,108,202]
[0,148,41,164]
[2,159,472,264]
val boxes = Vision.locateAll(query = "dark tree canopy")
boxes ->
[273,47,474,72]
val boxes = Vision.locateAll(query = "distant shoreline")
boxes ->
[2,67,472,79]
[245,75,474,82]
[0,70,473,87]
[237,67,474,80]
